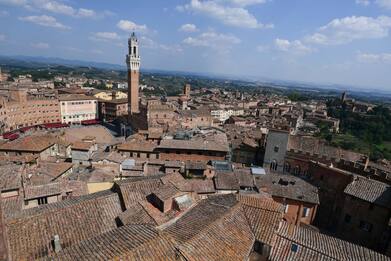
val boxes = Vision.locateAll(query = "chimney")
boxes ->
[53,235,62,253]
[363,156,370,170]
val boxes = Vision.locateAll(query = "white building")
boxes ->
[59,94,98,124]
[210,106,245,122]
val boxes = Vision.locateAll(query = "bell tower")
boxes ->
[126,32,140,116]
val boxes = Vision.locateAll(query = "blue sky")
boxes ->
[0,0,391,90]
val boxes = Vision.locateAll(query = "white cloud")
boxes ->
[90,32,121,41]
[177,0,273,29]
[305,16,391,45]
[356,0,370,6]
[1,0,100,18]
[179,23,198,32]
[275,38,313,54]
[376,0,391,9]
[31,42,49,48]
[140,36,183,53]
[357,52,391,63]
[35,0,74,15]
[223,0,267,6]
[77,8,96,18]
[0,34,5,41]
[183,31,241,50]
[117,20,148,33]
[19,15,70,29]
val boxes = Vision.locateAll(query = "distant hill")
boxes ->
[0,54,390,101]
[0,55,125,70]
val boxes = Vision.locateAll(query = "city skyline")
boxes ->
[0,0,391,90]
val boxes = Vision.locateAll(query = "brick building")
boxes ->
[338,176,391,253]
[99,98,128,122]
[0,89,60,133]
[307,161,354,230]
[255,173,319,226]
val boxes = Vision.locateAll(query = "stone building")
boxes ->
[263,128,290,173]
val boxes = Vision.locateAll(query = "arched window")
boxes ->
[133,46,137,56]
[293,165,301,176]
[270,160,278,171]
[284,163,291,173]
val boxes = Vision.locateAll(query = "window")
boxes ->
[291,244,299,253]
[38,197,48,205]
[283,203,289,213]
[284,163,291,173]
[293,166,301,176]
[344,214,351,223]
[359,221,373,232]
[302,207,310,217]
[274,146,279,153]
[270,160,278,171]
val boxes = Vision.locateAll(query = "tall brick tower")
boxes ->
[126,32,140,117]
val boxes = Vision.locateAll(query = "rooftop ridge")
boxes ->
[7,189,116,221]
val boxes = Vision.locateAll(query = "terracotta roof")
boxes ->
[214,172,240,190]
[165,194,238,242]
[51,225,180,261]
[114,176,164,209]
[175,179,216,194]
[71,141,93,151]
[0,135,57,152]
[5,190,123,260]
[255,174,319,205]
[117,139,157,153]
[344,176,391,209]
[153,184,180,200]
[270,222,390,261]
[166,194,255,261]
[237,194,284,246]
[27,162,73,184]
[24,182,70,200]
[0,164,22,191]
[1,196,23,221]
[158,138,229,152]
[118,202,157,226]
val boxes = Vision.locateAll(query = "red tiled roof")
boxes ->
[5,190,123,260]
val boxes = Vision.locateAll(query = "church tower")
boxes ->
[126,32,140,116]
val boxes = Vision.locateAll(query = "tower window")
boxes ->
[133,46,137,55]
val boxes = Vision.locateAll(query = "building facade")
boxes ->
[59,94,98,124]
[99,99,128,122]
[0,89,61,133]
